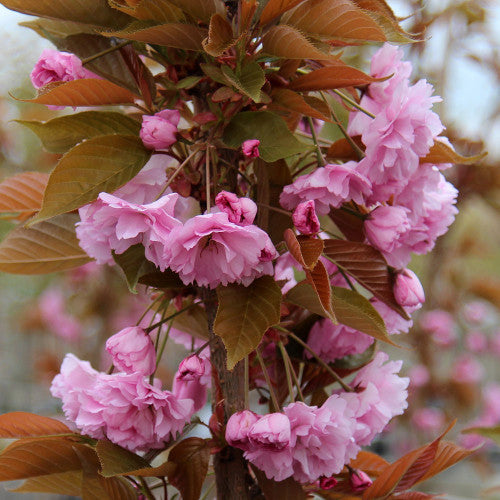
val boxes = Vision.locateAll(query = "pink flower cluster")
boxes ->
[226,352,408,482]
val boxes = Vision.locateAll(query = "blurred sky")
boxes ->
[0,2,499,156]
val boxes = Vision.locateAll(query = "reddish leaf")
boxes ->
[167,437,210,500]
[167,0,225,22]
[351,0,396,19]
[289,62,381,92]
[420,139,487,165]
[0,172,48,221]
[390,492,443,499]
[109,0,184,22]
[259,0,305,25]
[329,206,366,242]
[322,239,409,319]
[262,25,333,60]
[252,465,307,499]
[327,136,364,161]
[283,0,386,42]
[203,13,235,56]
[11,470,82,496]
[349,451,389,477]
[272,88,331,121]
[306,259,336,321]
[105,21,207,51]
[0,412,71,438]
[22,79,138,107]
[240,0,258,31]
[284,229,324,270]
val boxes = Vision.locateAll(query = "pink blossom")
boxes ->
[226,410,260,448]
[465,331,488,353]
[30,49,97,89]
[349,469,372,492]
[292,200,320,235]
[451,354,484,384]
[280,162,372,215]
[76,192,182,267]
[38,288,82,342]
[169,327,207,352]
[306,318,374,363]
[371,299,413,335]
[105,327,156,376]
[408,364,430,388]
[393,269,425,312]
[51,354,193,452]
[248,413,291,449]
[274,252,299,294]
[215,191,257,225]
[420,310,456,346]
[172,355,211,412]
[166,212,276,288]
[412,408,445,432]
[242,139,260,158]
[140,109,180,150]
[340,352,409,445]
[491,330,500,357]
[463,301,490,325]
[364,205,411,255]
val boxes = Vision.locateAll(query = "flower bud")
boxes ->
[172,355,210,412]
[226,410,260,449]
[105,327,156,376]
[140,109,180,150]
[394,269,425,311]
[242,139,260,158]
[292,200,320,235]
[349,469,372,492]
[319,476,338,490]
[215,191,257,225]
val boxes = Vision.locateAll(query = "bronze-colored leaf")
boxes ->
[109,0,184,22]
[167,0,225,22]
[0,213,91,274]
[0,412,71,439]
[214,276,282,370]
[11,471,82,496]
[289,62,381,91]
[252,465,307,499]
[420,139,487,165]
[166,303,209,341]
[259,0,305,25]
[283,0,385,41]
[349,451,389,477]
[323,239,409,319]
[306,260,336,321]
[286,281,331,318]
[22,79,138,107]
[96,440,151,477]
[203,13,235,56]
[104,21,207,51]
[329,205,366,242]
[283,229,324,270]
[327,136,364,161]
[241,0,258,31]
[0,172,48,221]
[167,437,210,500]
[32,135,151,223]
[262,25,333,60]
[271,88,331,121]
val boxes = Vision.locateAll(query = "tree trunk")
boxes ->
[203,288,252,500]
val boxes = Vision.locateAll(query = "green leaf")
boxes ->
[214,275,282,370]
[31,135,151,223]
[222,111,308,162]
[96,440,151,477]
[17,112,141,154]
[0,213,90,274]
[113,244,156,293]
[331,286,396,345]
[462,425,500,446]
[167,437,210,500]
[0,0,131,28]
[221,61,265,102]
[20,17,96,39]
[285,281,330,318]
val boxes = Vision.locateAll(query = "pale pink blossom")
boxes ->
[393,269,425,312]
[140,109,180,150]
[451,354,484,384]
[349,469,373,492]
[465,331,488,353]
[105,327,156,376]
[172,355,211,412]
[215,191,257,225]
[226,410,260,448]
[412,407,445,432]
[51,354,193,452]
[248,413,291,449]
[242,139,260,158]
[463,301,490,325]
[166,212,276,288]
[340,351,409,445]
[491,330,500,357]
[364,205,411,255]
[306,318,374,363]
[169,327,207,353]
[292,200,320,235]
[280,162,372,215]
[274,252,299,294]
[30,49,97,89]
[408,364,430,388]
[420,310,456,346]
[370,299,413,335]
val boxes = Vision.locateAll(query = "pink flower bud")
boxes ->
[451,354,484,384]
[215,191,257,225]
[319,476,338,490]
[242,139,260,158]
[105,327,156,376]
[172,355,210,412]
[349,469,372,492]
[177,355,206,381]
[365,205,410,254]
[140,109,180,150]
[226,410,260,448]
[292,200,320,235]
[394,269,425,311]
[248,413,291,450]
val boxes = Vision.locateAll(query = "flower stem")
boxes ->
[255,347,280,411]
[307,116,325,167]
[81,41,131,65]
[279,341,304,402]
[156,148,199,199]
[278,341,296,403]
[206,145,211,211]
[332,89,375,119]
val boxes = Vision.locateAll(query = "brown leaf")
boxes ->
[0,213,91,274]
[167,437,210,500]
[0,412,71,438]
[11,470,82,496]
[0,172,48,221]
[167,0,225,22]
[252,465,307,499]
[104,21,207,51]
[272,88,331,121]
[322,239,409,319]
[284,229,324,270]
[109,0,184,22]
[420,139,487,165]
[23,79,138,107]
[349,451,389,477]
[259,0,305,25]
[306,259,336,321]
[289,62,381,91]
[351,0,396,19]
[283,0,385,41]
[262,24,333,60]
[327,136,364,161]
[329,206,366,242]
[203,13,235,56]
[240,0,258,31]
[389,492,442,499]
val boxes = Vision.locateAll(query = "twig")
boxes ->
[332,89,376,118]
[81,41,131,65]
[255,347,280,411]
